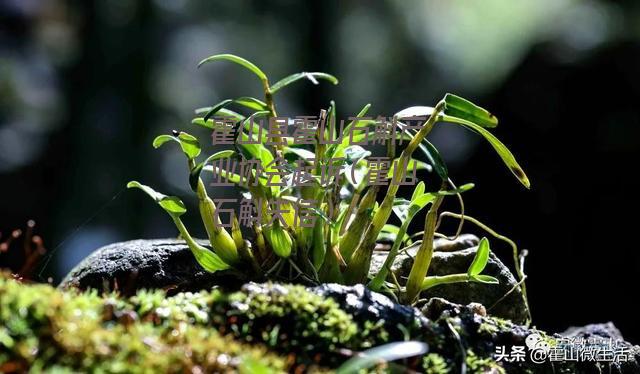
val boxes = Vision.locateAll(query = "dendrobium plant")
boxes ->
[128,54,530,317]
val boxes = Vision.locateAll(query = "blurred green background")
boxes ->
[2,0,640,342]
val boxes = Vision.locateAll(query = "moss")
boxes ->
[2,273,602,373]
[209,283,359,365]
[359,320,390,348]
[0,275,288,372]
[422,353,450,373]
[465,349,505,374]
[477,320,500,335]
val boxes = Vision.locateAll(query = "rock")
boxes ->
[65,236,527,323]
[421,297,487,320]
[559,322,640,373]
[59,238,241,295]
[11,272,640,373]
[432,233,480,252]
[368,234,480,275]
[312,283,429,342]
[558,323,640,374]
[562,322,625,341]
[61,236,478,296]
[369,238,529,324]
[313,284,640,374]
[423,247,528,324]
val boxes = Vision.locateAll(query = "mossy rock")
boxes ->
[3,273,640,373]
[0,274,288,373]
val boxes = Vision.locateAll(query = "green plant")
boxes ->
[128,54,530,310]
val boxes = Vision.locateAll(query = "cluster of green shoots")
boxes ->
[128,54,531,306]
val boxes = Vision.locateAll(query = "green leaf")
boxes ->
[381,224,401,235]
[441,114,530,188]
[189,150,238,191]
[377,224,411,243]
[195,106,245,121]
[192,245,231,273]
[411,193,436,211]
[241,110,269,140]
[434,183,475,196]
[444,93,498,128]
[283,147,316,160]
[270,72,339,94]
[336,341,428,374]
[378,224,410,244]
[236,134,272,162]
[177,132,201,159]
[471,274,499,284]
[343,145,371,163]
[191,117,215,130]
[411,181,426,201]
[152,134,177,148]
[236,133,277,193]
[326,103,372,158]
[468,237,490,276]
[419,140,448,180]
[153,132,201,160]
[392,198,411,221]
[203,97,268,121]
[127,181,162,201]
[127,181,186,218]
[387,158,432,179]
[395,106,435,119]
[203,99,234,121]
[158,196,187,216]
[198,54,267,82]
[392,193,435,222]
[234,96,269,111]
[202,165,243,185]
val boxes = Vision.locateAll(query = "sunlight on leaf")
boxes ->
[270,72,339,93]
[444,93,498,128]
[468,237,490,276]
[198,53,267,82]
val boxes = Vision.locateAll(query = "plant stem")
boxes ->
[338,186,378,260]
[368,216,411,291]
[171,215,230,272]
[172,216,201,251]
[263,80,285,153]
[339,192,360,235]
[404,194,444,303]
[343,101,445,285]
[192,168,239,264]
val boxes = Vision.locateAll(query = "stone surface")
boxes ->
[59,238,241,295]
[62,236,483,297]
[562,322,625,341]
[369,237,529,324]
[432,233,481,252]
[312,283,429,342]
[418,296,640,374]
[421,296,487,320]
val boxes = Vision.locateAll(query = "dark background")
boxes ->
[2,1,639,343]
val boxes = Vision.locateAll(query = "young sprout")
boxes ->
[129,54,530,313]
